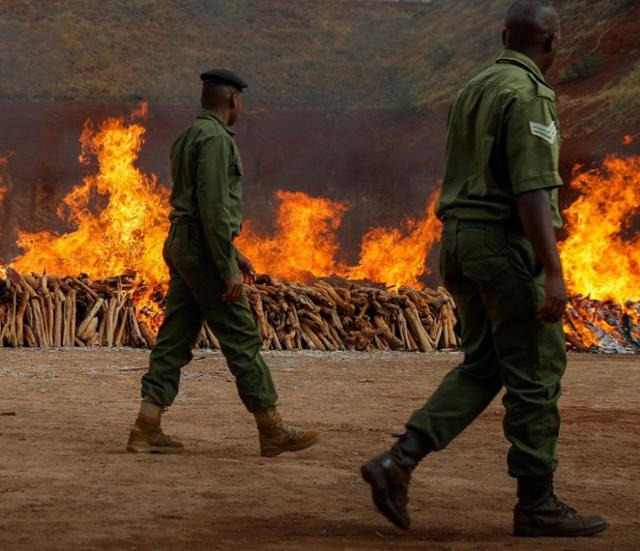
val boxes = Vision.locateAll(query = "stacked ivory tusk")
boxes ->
[0,268,158,349]
[0,269,461,352]
[243,276,459,352]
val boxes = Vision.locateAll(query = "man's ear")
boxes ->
[230,92,240,110]
[544,32,555,53]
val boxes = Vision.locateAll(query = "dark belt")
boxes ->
[443,217,523,234]
[170,220,202,240]
[457,220,491,230]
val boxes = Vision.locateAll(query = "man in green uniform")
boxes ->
[361,0,607,538]
[127,69,319,458]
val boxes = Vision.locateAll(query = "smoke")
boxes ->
[0,152,15,262]
[0,152,12,203]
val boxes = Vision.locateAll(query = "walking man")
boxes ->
[361,0,607,537]
[127,69,319,457]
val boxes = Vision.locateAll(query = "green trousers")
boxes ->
[141,223,278,412]
[407,220,566,477]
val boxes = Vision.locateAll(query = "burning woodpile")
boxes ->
[3,267,640,355]
[564,296,640,354]
[0,269,459,352]
[0,269,156,349]
[1,106,639,355]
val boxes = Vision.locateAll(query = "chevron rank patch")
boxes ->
[529,121,558,145]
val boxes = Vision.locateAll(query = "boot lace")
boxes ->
[272,408,304,439]
[552,494,578,518]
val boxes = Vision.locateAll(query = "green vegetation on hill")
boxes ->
[0,0,638,128]
[0,0,500,108]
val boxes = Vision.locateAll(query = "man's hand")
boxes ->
[236,249,256,284]
[538,270,568,323]
[516,189,568,324]
[223,273,244,303]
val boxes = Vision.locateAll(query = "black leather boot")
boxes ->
[361,429,431,530]
[513,474,608,537]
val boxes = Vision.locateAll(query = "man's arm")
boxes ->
[196,135,243,302]
[235,249,256,284]
[506,96,567,323]
[517,190,567,323]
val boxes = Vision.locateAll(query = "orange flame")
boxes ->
[11,103,170,326]
[347,189,442,288]
[236,191,348,281]
[235,189,443,288]
[3,105,639,351]
[560,155,640,303]
[3,104,444,331]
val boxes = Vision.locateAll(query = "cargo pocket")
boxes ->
[462,256,509,286]
[232,160,244,176]
[506,232,542,279]
[173,255,200,271]
[229,157,244,201]
[457,229,488,260]
[485,226,506,254]
[230,152,244,177]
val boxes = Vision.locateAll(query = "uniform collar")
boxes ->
[197,110,235,136]
[496,49,552,89]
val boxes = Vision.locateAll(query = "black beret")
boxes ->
[200,69,249,90]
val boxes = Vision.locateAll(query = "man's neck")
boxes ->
[508,47,547,75]
[202,107,230,125]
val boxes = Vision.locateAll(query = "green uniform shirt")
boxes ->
[168,111,244,278]
[437,49,563,228]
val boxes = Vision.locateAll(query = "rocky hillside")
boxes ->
[1,0,638,126]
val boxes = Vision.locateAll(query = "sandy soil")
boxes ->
[0,349,638,550]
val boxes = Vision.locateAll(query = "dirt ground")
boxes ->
[0,349,638,551]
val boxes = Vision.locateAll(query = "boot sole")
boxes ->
[514,521,608,538]
[360,462,410,530]
[126,443,185,454]
[260,434,321,457]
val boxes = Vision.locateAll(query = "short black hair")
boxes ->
[506,0,557,31]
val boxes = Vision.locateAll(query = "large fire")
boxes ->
[237,188,442,289]
[236,191,349,281]
[559,155,640,303]
[1,105,442,330]
[1,104,638,352]
[11,103,170,327]
[559,155,640,352]
[347,191,441,288]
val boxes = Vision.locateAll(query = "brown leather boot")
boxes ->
[360,430,431,530]
[126,399,184,454]
[513,475,608,537]
[253,406,319,457]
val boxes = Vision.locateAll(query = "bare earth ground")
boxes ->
[0,349,638,551]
